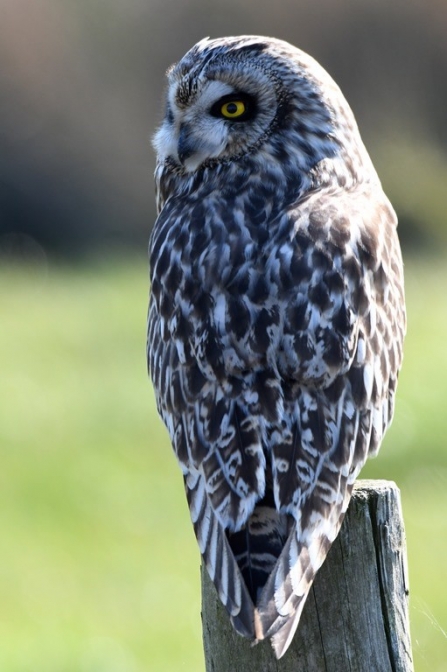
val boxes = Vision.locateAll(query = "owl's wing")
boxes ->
[254,190,406,656]
[148,295,267,638]
[256,388,369,657]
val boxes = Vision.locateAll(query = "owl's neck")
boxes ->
[155,132,377,217]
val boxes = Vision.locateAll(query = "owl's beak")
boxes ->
[177,125,196,165]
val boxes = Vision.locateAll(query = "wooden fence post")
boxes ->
[201,479,413,672]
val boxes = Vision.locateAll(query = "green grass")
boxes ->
[0,255,446,671]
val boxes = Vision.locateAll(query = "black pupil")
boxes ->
[226,103,238,114]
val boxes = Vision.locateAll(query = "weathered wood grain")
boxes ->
[201,480,413,672]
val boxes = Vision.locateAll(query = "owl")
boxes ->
[147,36,406,659]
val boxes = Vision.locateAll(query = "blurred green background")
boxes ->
[1,1,447,670]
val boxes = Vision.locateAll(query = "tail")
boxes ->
[227,485,292,604]
[191,470,354,658]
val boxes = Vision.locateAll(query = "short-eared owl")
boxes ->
[148,36,406,659]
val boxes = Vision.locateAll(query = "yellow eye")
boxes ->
[220,100,246,119]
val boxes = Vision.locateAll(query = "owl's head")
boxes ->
[153,36,371,180]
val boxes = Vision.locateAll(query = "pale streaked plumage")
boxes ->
[148,36,406,659]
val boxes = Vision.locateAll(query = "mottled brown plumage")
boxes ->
[148,36,406,658]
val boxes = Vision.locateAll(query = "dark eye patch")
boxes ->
[209,93,257,122]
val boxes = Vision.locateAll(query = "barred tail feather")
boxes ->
[185,472,256,638]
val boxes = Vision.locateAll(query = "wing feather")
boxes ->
[185,469,256,638]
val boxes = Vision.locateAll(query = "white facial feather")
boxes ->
[153,81,237,171]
